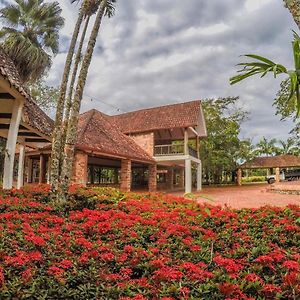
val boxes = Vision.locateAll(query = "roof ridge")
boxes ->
[112,99,202,117]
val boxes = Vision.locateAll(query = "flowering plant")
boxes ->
[0,187,298,299]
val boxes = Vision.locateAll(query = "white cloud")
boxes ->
[245,0,273,12]
[44,0,297,142]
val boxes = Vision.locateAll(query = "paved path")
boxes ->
[170,184,300,209]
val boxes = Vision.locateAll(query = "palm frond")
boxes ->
[230,54,288,85]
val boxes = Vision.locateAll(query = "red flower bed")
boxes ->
[0,187,299,299]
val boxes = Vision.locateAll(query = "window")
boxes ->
[87,165,119,185]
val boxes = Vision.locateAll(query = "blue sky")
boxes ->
[1,0,298,142]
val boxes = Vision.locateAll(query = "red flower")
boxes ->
[60,259,73,269]
[0,268,4,286]
[255,255,273,265]
[153,267,183,281]
[100,252,114,262]
[283,271,300,286]
[244,273,262,284]
[219,282,239,296]
[283,260,299,271]
[21,268,33,283]
[262,284,282,296]
[47,266,64,277]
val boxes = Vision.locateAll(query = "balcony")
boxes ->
[154,144,198,159]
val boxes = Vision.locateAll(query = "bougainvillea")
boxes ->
[0,186,299,299]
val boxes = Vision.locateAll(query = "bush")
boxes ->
[242,176,266,183]
[0,188,299,299]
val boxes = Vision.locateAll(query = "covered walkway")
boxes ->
[237,155,300,185]
[0,48,53,189]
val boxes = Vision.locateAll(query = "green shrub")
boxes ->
[242,176,266,183]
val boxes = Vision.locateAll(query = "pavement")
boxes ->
[170,183,300,209]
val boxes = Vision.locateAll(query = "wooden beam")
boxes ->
[25,138,49,143]
[0,124,27,130]
[0,113,12,119]
[0,93,15,100]
[18,131,40,137]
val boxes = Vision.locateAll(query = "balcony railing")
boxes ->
[154,144,198,158]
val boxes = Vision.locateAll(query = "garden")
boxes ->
[0,185,298,299]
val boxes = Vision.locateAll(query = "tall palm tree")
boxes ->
[284,0,300,29]
[230,32,300,117]
[0,0,64,82]
[60,0,116,197]
[50,0,103,194]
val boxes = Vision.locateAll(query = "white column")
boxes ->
[197,161,202,191]
[3,99,24,189]
[17,144,25,189]
[185,159,192,194]
[184,128,189,155]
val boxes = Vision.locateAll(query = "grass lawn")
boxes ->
[0,186,299,299]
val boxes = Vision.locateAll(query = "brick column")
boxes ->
[275,167,280,183]
[166,167,174,190]
[72,151,88,185]
[179,168,184,188]
[120,159,131,191]
[148,164,157,192]
[237,168,242,186]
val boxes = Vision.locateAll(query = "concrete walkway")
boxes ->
[170,183,300,209]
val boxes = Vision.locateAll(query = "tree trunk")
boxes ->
[64,16,91,125]
[61,16,91,155]
[60,0,108,197]
[50,9,84,194]
[283,0,300,29]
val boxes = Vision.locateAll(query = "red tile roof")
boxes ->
[240,155,300,169]
[0,48,53,138]
[76,109,154,163]
[110,100,206,135]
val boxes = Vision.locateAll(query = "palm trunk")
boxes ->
[61,16,91,155]
[283,0,300,29]
[50,8,84,194]
[64,16,91,125]
[60,0,108,196]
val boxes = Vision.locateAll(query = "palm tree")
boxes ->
[60,0,116,197]
[255,137,278,157]
[230,32,300,117]
[276,137,298,155]
[50,0,103,194]
[284,0,300,29]
[0,0,64,82]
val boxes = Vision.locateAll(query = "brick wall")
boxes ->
[120,159,131,191]
[72,151,88,185]
[130,132,154,156]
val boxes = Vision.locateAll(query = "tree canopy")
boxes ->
[199,97,252,184]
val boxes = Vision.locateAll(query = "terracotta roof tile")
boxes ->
[110,100,206,135]
[240,155,300,169]
[77,109,154,163]
[0,48,53,137]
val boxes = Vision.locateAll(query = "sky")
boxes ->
[2,0,298,142]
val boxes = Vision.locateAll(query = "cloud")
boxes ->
[45,0,297,142]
